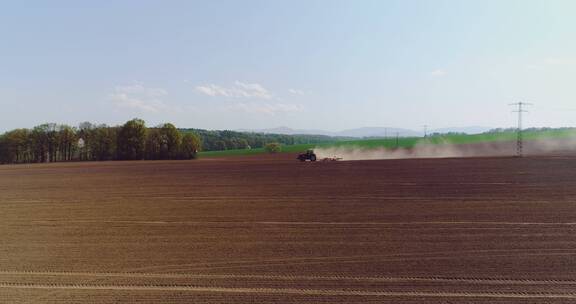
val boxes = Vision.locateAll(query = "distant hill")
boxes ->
[337,127,419,137]
[241,126,491,138]
[239,126,332,136]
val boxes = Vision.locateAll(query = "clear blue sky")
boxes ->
[1,0,575,132]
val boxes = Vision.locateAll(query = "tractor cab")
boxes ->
[297,150,317,162]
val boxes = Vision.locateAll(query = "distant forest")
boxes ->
[183,129,341,151]
[0,119,342,164]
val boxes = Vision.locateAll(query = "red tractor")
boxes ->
[297,150,317,162]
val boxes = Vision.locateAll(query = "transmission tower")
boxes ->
[509,102,533,157]
[422,125,429,137]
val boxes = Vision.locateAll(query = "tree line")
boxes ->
[0,119,201,164]
[0,119,350,165]
[183,128,342,151]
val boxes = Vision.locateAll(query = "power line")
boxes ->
[509,102,533,157]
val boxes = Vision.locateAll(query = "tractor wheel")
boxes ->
[310,155,317,161]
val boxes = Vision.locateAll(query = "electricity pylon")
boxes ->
[509,102,533,157]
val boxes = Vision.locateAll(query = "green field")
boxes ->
[198,128,576,158]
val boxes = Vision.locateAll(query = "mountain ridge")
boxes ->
[239,126,491,138]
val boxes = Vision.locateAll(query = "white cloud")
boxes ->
[288,88,305,95]
[109,84,169,112]
[430,69,447,77]
[544,57,576,66]
[224,102,303,115]
[195,81,272,99]
[524,57,576,71]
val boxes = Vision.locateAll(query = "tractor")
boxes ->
[297,150,317,162]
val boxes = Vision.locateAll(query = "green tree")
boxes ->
[31,124,51,162]
[0,135,7,164]
[42,123,60,162]
[117,119,147,160]
[78,122,95,161]
[264,142,281,153]
[145,128,163,160]
[92,125,118,161]
[57,125,77,161]
[181,132,201,159]
[1,129,32,163]
[159,123,182,159]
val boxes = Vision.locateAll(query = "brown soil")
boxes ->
[1,152,576,303]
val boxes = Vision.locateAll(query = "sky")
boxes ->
[1,0,576,132]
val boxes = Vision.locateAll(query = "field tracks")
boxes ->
[2,282,576,299]
[118,248,576,273]
[2,270,576,285]
[29,220,576,226]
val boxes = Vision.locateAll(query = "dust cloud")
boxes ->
[314,137,576,161]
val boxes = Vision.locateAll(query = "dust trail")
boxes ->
[314,136,576,161]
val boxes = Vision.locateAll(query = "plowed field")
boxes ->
[1,153,576,303]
